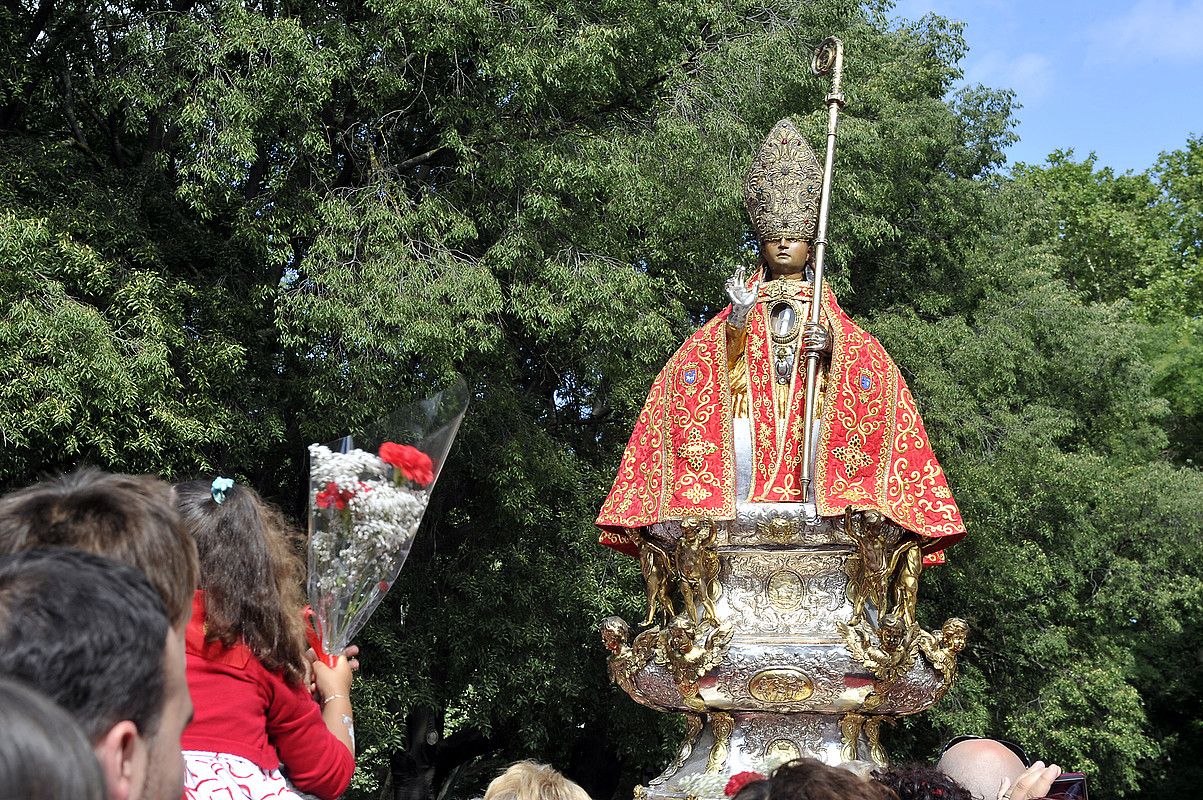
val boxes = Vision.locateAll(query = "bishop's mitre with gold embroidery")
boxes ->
[744,117,824,241]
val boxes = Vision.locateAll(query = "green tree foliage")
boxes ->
[1013,143,1203,465]
[1,1,1200,798]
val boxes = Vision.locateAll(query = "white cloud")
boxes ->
[1087,0,1203,63]
[965,51,1054,104]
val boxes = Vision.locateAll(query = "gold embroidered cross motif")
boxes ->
[681,483,712,504]
[677,429,719,470]
[832,432,873,473]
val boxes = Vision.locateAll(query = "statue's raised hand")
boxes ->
[725,266,759,329]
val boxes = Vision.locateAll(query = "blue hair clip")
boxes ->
[211,477,235,505]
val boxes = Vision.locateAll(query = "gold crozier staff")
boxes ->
[800,36,846,497]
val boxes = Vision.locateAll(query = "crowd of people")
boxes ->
[0,468,1071,800]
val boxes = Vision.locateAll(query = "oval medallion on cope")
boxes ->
[748,668,814,703]
[766,569,805,611]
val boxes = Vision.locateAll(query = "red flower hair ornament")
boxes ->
[724,772,766,797]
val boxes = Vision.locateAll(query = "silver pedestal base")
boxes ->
[640,711,865,800]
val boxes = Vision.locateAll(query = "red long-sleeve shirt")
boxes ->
[181,591,355,800]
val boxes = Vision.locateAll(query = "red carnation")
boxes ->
[724,772,766,797]
[379,442,434,487]
[315,482,355,510]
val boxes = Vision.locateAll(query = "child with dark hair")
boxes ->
[175,478,355,800]
[873,765,971,800]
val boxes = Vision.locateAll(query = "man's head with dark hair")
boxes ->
[0,548,192,800]
[0,468,199,628]
[873,765,971,800]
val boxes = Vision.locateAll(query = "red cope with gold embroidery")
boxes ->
[597,284,965,561]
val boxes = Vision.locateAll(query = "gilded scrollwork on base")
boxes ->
[838,712,865,762]
[721,549,852,639]
[706,713,735,774]
[837,712,892,765]
[737,713,830,763]
[651,714,705,786]
[863,716,893,765]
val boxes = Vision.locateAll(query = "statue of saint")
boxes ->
[597,119,965,563]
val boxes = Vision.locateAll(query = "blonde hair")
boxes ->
[483,761,591,800]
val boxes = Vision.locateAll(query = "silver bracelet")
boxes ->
[322,694,348,705]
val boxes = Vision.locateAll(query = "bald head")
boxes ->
[938,738,1026,800]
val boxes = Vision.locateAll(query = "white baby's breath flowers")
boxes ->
[308,444,388,487]
[307,444,431,653]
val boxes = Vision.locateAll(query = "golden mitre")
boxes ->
[743,118,823,241]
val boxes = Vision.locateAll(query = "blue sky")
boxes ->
[891,0,1203,173]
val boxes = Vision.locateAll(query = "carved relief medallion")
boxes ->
[748,668,814,704]
[766,569,805,611]
[764,738,802,764]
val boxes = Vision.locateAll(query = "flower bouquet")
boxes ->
[305,377,468,664]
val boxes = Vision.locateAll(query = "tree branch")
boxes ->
[396,146,447,172]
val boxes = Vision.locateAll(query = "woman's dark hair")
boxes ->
[734,759,897,800]
[175,479,308,683]
[0,676,106,800]
[872,765,971,800]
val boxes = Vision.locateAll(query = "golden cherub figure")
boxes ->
[628,528,676,627]
[675,518,721,626]
[600,616,657,709]
[917,617,969,690]
[658,616,732,712]
[840,613,918,686]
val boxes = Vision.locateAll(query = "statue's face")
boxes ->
[761,237,811,277]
